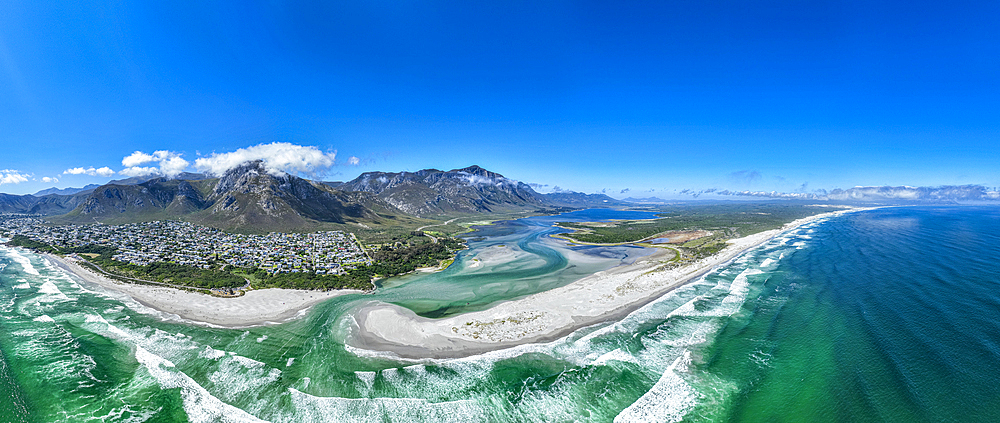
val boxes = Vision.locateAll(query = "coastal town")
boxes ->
[0,214,371,275]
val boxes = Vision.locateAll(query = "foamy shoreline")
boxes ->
[44,253,364,327]
[349,207,875,358]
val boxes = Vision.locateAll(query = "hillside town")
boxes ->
[0,214,371,275]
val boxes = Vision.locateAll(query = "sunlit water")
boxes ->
[2,207,998,422]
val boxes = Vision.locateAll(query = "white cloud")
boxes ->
[721,190,816,199]
[119,150,189,178]
[159,156,189,177]
[824,185,996,202]
[704,184,1000,203]
[194,142,337,176]
[63,166,116,177]
[458,172,511,187]
[119,166,160,177]
[0,169,30,185]
[63,167,88,175]
[41,176,59,183]
[347,156,360,166]
[122,151,157,167]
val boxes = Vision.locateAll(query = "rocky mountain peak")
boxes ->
[212,160,279,196]
[455,165,487,174]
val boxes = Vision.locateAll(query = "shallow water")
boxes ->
[1,207,998,422]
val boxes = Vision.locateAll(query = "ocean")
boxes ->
[1,206,998,422]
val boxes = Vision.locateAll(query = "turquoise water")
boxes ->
[694,206,1000,422]
[1,207,998,422]
[376,209,657,318]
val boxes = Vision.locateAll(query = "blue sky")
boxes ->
[1,1,997,197]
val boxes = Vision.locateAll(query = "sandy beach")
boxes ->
[45,253,364,327]
[350,207,872,358]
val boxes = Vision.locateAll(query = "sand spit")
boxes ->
[350,207,873,358]
[45,254,363,327]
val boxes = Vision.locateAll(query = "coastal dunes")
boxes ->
[349,207,870,358]
[45,254,363,327]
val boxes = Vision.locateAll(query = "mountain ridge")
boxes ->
[5,162,618,232]
[337,165,550,217]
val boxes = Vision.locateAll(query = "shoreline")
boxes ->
[348,207,874,359]
[44,253,364,327]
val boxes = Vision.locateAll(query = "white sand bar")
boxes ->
[350,207,873,358]
[46,254,363,327]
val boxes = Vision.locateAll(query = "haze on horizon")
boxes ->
[1,1,997,197]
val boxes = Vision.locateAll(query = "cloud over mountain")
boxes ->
[194,142,337,176]
[120,151,189,178]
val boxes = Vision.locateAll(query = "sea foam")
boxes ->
[287,388,484,423]
[6,249,39,275]
[135,346,268,423]
[37,280,72,302]
[614,351,697,423]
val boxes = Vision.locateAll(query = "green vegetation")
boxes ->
[251,236,465,290]
[368,237,464,276]
[6,235,60,254]
[558,203,827,244]
[64,244,246,289]
[250,267,375,290]
[350,225,436,245]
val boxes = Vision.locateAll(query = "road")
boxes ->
[416,218,459,243]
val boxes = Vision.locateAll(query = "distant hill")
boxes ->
[0,191,91,215]
[62,178,209,221]
[337,165,549,217]
[0,194,41,213]
[106,172,209,186]
[15,174,209,214]
[34,184,101,196]
[540,192,626,208]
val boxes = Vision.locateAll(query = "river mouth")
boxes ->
[373,209,659,319]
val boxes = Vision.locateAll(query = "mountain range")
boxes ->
[4,162,620,232]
